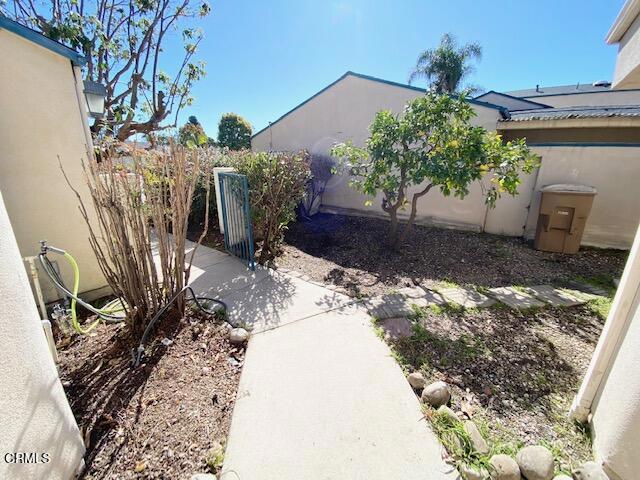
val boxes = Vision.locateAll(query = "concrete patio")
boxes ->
[185,241,458,480]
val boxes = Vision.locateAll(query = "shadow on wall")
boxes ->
[6,374,84,480]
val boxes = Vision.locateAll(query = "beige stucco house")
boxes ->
[568,2,640,479]
[0,16,107,304]
[252,71,640,249]
[0,16,97,479]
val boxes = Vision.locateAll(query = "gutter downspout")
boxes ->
[71,64,96,161]
[570,222,640,421]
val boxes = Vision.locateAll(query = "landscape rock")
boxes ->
[553,476,572,480]
[460,463,489,480]
[190,474,217,480]
[516,445,555,480]
[490,454,522,480]
[229,328,249,345]
[464,420,489,455]
[407,372,426,390]
[572,461,608,480]
[421,380,451,407]
[436,405,460,423]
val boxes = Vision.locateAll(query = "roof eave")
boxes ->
[253,71,507,138]
[0,15,87,66]
[606,0,640,44]
[498,116,640,130]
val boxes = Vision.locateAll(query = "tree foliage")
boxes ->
[4,0,211,140]
[217,113,252,150]
[408,33,482,94]
[233,150,310,263]
[179,115,208,147]
[331,93,539,248]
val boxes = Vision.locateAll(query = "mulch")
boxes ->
[57,312,243,479]
[278,213,627,297]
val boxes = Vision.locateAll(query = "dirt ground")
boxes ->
[58,312,242,479]
[277,213,628,471]
[387,303,603,470]
[277,214,627,298]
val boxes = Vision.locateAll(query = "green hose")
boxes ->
[63,251,125,334]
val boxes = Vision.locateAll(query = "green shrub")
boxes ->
[233,150,310,263]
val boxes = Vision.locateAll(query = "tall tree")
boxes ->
[408,33,482,94]
[178,115,207,147]
[217,113,252,150]
[4,0,211,141]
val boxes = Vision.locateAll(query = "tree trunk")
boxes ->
[387,208,400,247]
[393,183,434,249]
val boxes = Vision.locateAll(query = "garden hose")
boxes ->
[38,241,229,366]
[38,242,126,335]
[132,286,228,367]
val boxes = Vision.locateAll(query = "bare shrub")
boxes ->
[66,142,210,338]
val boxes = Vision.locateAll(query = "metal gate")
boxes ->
[218,172,256,270]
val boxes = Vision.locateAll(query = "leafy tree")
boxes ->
[330,94,539,249]
[179,115,207,147]
[408,33,482,94]
[217,113,252,150]
[4,0,211,140]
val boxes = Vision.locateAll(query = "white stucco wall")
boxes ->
[0,28,107,302]
[0,190,85,480]
[613,11,640,89]
[252,73,503,231]
[523,146,640,249]
[253,73,639,248]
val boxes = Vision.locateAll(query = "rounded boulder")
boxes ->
[421,381,451,408]
[515,445,554,480]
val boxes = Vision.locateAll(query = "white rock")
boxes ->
[190,474,217,480]
[229,327,249,345]
[552,475,572,480]
[490,454,522,480]
[407,372,426,389]
[460,464,489,480]
[436,405,460,423]
[516,445,555,480]
[421,381,451,408]
[464,420,489,455]
[572,462,608,480]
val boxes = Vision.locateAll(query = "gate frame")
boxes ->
[218,172,256,270]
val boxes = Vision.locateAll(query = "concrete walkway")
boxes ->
[185,242,457,480]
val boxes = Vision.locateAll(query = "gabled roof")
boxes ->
[253,71,507,137]
[0,15,86,66]
[500,104,640,122]
[473,90,551,110]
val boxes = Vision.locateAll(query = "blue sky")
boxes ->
[179,0,626,136]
